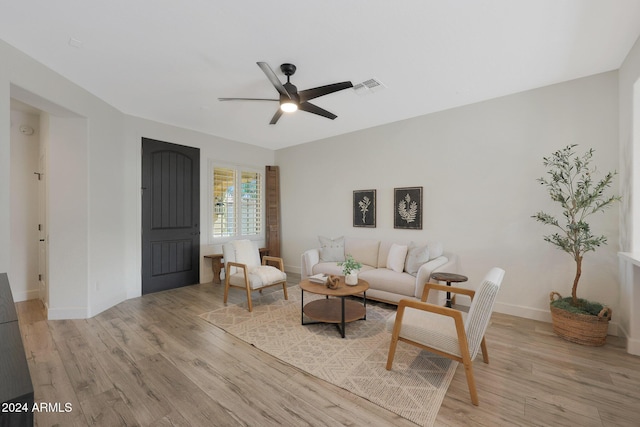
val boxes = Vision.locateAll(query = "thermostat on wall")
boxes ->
[19,124,34,135]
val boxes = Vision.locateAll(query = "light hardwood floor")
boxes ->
[15,280,640,427]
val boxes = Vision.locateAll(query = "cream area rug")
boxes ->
[200,286,457,426]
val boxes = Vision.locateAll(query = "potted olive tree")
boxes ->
[532,144,620,346]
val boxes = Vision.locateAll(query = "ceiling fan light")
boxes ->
[280,102,298,113]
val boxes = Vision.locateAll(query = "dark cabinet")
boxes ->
[0,273,34,427]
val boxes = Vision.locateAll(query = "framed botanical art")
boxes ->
[394,187,423,229]
[353,189,376,227]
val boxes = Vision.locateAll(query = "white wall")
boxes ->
[619,36,640,254]
[47,116,90,318]
[9,110,39,300]
[618,34,640,354]
[277,71,620,326]
[0,52,10,276]
[1,38,129,318]
[1,38,276,317]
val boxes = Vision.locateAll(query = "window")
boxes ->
[212,166,263,240]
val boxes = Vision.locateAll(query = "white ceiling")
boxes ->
[2,1,640,150]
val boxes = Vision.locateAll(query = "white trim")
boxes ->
[628,338,640,356]
[494,301,619,336]
[286,264,302,275]
[88,291,128,318]
[47,306,88,320]
[10,288,40,302]
[494,301,551,322]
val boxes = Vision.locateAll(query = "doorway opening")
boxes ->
[9,99,44,307]
[9,84,86,318]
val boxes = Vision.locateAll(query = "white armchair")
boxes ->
[222,240,288,312]
[386,267,505,405]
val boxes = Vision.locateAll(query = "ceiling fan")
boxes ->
[219,62,353,125]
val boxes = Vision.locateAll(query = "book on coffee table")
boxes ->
[308,274,328,284]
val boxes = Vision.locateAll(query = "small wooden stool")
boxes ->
[430,272,468,308]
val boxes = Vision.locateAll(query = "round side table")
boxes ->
[430,272,468,308]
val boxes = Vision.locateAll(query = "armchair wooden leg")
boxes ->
[480,337,489,364]
[462,357,479,406]
[223,280,230,304]
[386,335,399,370]
[282,282,288,300]
[246,287,253,312]
[386,307,405,370]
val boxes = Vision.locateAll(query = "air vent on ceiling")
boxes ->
[353,78,385,95]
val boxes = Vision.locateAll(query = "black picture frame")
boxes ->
[394,187,423,229]
[353,189,376,227]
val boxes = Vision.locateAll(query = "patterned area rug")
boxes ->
[200,286,457,426]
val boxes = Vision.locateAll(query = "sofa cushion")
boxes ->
[318,236,345,262]
[345,238,380,267]
[312,262,375,277]
[386,243,408,273]
[377,240,405,267]
[312,262,343,277]
[404,242,430,276]
[359,269,415,298]
[228,266,286,289]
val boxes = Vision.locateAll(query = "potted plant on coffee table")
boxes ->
[338,254,362,286]
[532,144,620,346]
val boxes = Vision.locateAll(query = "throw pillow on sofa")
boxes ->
[345,238,380,267]
[318,236,345,262]
[404,242,430,276]
[387,243,408,273]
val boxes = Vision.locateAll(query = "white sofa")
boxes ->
[301,237,458,305]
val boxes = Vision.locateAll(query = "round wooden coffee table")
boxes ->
[299,277,369,338]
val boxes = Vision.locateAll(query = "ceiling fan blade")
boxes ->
[269,108,284,125]
[298,102,337,120]
[218,97,278,101]
[298,81,353,102]
[257,62,292,99]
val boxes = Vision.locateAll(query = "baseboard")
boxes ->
[11,288,40,302]
[493,301,551,322]
[89,291,128,317]
[47,306,89,320]
[286,265,302,275]
[493,301,620,336]
[607,320,620,336]
[627,337,640,356]
[615,323,640,355]
[47,291,128,320]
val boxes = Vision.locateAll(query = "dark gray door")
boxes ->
[142,138,200,294]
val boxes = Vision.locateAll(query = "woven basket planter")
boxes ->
[549,292,611,346]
